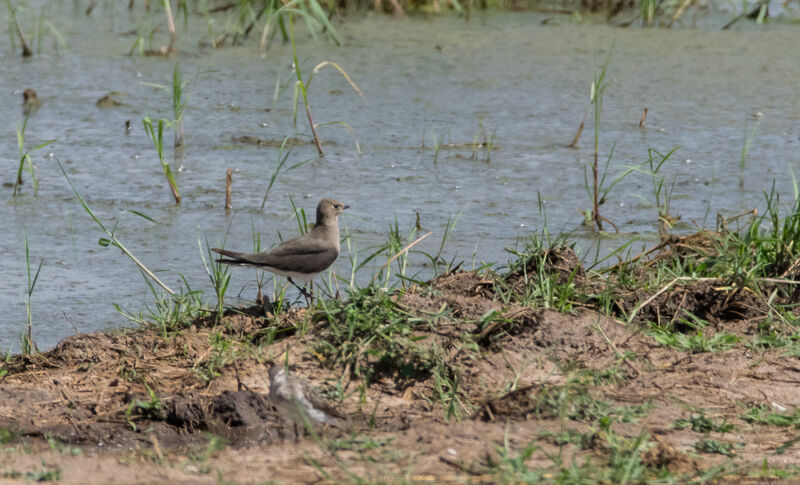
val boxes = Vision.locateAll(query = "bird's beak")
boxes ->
[342,204,350,210]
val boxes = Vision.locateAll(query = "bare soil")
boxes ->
[2,263,799,484]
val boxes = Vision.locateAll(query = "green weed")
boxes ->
[45,435,83,456]
[57,157,176,296]
[13,115,55,197]
[25,460,61,482]
[741,404,800,428]
[200,236,231,321]
[694,438,739,457]
[649,326,740,354]
[287,13,361,156]
[673,412,734,433]
[187,433,229,474]
[739,113,763,187]
[495,235,581,312]
[192,331,232,382]
[531,377,651,424]
[584,44,634,232]
[314,285,433,384]
[0,428,17,444]
[259,0,340,54]
[260,136,312,209]
[142,117,181,204]
[21,233,43,355]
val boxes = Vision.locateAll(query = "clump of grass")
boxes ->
[739,113,763,188]
[24,462,61,482]
[13,115,55,197]
[314,285,433,385]
[33,6,66,54]
[747,330,800,356]
[287,12,361,156]
[193,331,233,382]
[116,283,206,336]
[200,236,231,321]
[431,353,468,421]
[532,381,651,424]
[21,233,43,356]
[125,383,163,431]
[260,136,312,209]
[259,0,340,53]
[430,130,446,164]
[0,427,18,443]
[640,0,657,25]
[171,64,186,148]
[484,434,544,483]
[187,434,229,474]
[495,234,582,312]
[649,326,740,354]
[632,147,680,237]
[142,117,181,204]
[586,46,611,230]
[129,15,157,56]
[741,404,800,428]
[46,435,83,456]
[673,412,734,433]
[485,421,653,484]
[694,438,739,457]
[161,0,177,53]
[55,157,175,295]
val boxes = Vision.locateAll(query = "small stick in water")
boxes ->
[639,107,648,128]
[225,168,233,211]
[306,106,323,155]
[14,20,32,57]
[568,108,589,149]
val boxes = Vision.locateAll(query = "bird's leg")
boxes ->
[287,278,314,302]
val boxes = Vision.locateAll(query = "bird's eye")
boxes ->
[333,204,340,209]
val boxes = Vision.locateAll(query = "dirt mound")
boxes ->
[473,385,540,420]
[0,328,304,450]
[166,390,287,444]
[505,245,586,290]
[625,281,765,330]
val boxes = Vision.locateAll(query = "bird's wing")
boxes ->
[303,384,348,422]
[212,235,338,274]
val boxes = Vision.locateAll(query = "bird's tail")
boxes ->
[210,247,249,265]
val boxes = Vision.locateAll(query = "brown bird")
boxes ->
[268,365,346,430]
[211,197,348,299]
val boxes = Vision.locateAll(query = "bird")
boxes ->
[268,365,346,432]
[212,197,348,300]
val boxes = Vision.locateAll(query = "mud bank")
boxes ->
[2,245,800,483]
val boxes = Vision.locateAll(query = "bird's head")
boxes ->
[268,365,287,385]
[316,198,349,226]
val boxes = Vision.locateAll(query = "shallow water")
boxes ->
[1,5,799,349]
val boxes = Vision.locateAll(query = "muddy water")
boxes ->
[1,5,799,349]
